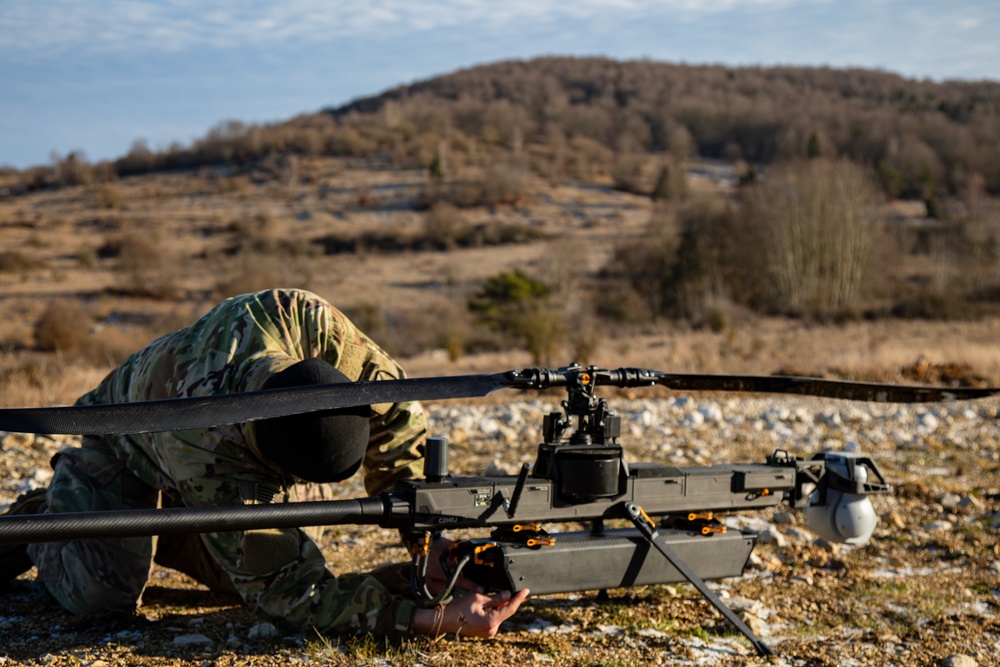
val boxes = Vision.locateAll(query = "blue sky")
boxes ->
[1,0,998,170]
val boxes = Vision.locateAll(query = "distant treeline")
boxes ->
[332,58,1000,195]
[9,57,1000,198]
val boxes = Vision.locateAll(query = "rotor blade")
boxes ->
[0,373,513,436]
[652,373,1000,403]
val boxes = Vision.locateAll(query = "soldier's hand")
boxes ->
[425,537,482,594]
[413,589,530,639]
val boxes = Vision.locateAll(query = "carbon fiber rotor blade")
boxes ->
[0,373,513,436]
[653,373,1000,403]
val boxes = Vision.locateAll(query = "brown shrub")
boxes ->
[422,202,468,250]
[516,306,565,365]
[650,159,688,202]
[51,151,93,186]
[668,197,744,319]
[115,233,180,300]
[82,326,150,366]
[93,183,124,210]
[610,154,647,194]
[593,283,651,324]
[420,162,531,209]
[338,301,473,360]
[214,251,313,300]
[34,299,94,353]
[604,204,682,318]
[0,251,40,273]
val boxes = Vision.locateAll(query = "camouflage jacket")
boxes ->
[75,289,427,635]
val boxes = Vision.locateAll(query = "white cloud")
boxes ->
[0,0,811,55]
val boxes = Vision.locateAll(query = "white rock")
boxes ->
[637,627,668,639]
[740,612,770,637]
[524,617,555,633]
[683,411,704,427]
[757,525,787,547]
[764,407,790,423]
[922,520,953,532]
[485,460,516,476]
[970,601,991,615]
[892,430,914,446]
[940,493,962,510]
[500,406,521,425]
[792,407,814,423]
[941,655,979,667]
[698,403,723,423]
[817,411,842,427]
[497,426,519,442]
[248,622,279,640]
[479,417,501,435]
[958,496,985,510]
[785,526,815,543]
[918,412,940,431]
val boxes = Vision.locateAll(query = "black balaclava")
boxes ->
[254,358,370,483]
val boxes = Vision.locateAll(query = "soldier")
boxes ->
[0,288,527,638]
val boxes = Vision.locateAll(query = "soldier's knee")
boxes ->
[31,540,150,616]
[50,577,141,616]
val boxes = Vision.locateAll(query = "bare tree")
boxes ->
[744,159,881,314]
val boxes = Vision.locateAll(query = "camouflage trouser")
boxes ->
[27,438,161,614]
[27,438,334,615]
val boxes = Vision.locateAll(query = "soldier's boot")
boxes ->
[153,490,238,595]
[0,488,48,586]
[154,532,239,595]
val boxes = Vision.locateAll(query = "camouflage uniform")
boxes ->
[28,289,426,635]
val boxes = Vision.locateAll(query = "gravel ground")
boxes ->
[2,390,999,666]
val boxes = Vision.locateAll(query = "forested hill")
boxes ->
[16,57,1000,197]
[326,57,1000,194]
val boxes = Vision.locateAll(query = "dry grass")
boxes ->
[0,353,114,407]
[3,156,1000,410]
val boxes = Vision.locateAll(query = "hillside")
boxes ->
[328,57,1000,193]
[5,57,997,198]
[3,152,1000,404]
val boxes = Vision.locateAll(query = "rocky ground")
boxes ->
[2,388,999,666]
